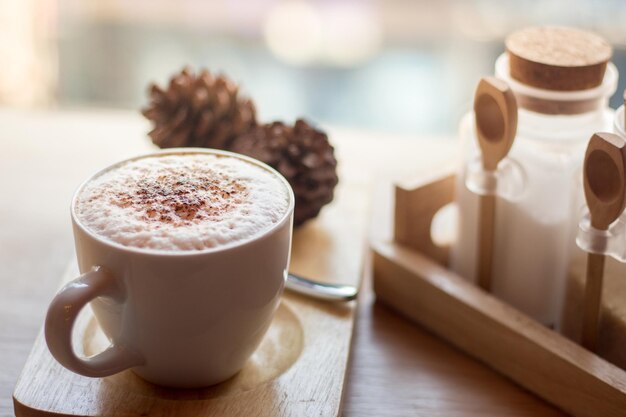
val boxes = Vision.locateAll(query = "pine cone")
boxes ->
[230,119,338,226]
[142,67,256,150]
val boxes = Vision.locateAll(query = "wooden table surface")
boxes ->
[0,109,565,416]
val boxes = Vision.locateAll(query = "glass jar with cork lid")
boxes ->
[450,26,618,327]
[555,88,626,367]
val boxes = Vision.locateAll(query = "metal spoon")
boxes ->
[286,273,358,302]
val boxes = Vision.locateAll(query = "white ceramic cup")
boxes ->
[44,149,294,388]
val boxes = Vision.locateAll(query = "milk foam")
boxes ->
[75,153,290,251]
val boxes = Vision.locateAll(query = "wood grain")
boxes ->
[394,167,455,266]
[14,262,355,417]
[372,241,626,417]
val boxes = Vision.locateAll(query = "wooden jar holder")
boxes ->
[371,167,626,417]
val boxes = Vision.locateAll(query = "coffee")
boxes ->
[75,152,290,251]
[48,149,294,386]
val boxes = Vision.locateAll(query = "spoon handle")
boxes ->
[477,194,496,290]
[286,273,358,302]
[582,253,605,350]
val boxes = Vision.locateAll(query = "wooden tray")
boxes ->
[13,264,352,417]
[372,168,626,417]
[12,161,368,416]
[13,261,356,417]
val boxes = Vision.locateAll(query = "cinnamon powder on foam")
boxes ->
[75,154,289,251]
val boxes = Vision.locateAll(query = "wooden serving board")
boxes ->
[13,153,367,417]
[14,263,354,417]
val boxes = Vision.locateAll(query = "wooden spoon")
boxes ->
[474,77,518,291]
[581,132,626,351]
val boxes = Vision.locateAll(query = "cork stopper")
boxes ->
[506,27,612,91]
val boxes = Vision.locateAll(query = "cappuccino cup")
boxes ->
[45,148,294,387]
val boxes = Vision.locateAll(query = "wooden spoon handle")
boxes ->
[477,195,496,290]
[582,253,605,351]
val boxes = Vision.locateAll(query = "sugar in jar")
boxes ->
[450,27,617,326]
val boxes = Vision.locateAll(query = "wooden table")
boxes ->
[0,109,565,416]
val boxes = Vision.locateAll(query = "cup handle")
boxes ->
[44,266,144,377]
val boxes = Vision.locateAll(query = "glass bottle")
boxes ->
[450,52,617,327]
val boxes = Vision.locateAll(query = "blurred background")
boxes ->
[2,0,626,136]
